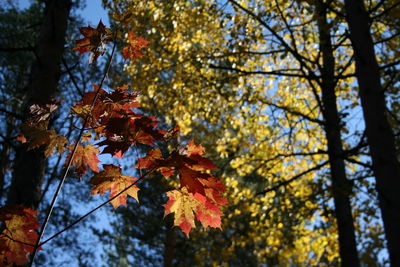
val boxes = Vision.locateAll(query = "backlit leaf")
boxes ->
[89,164,139,208]
[66,144,100,175]
[0,205,40,266]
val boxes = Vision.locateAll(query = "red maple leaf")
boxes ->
[71,84,140,128]
[0,205,40,266]
[73,20,113,63]
[89,164,139,208]
[136,140,227,236]
[98,115,164,157]
[122,31,149,62]
[164,189,224,237]
[66,144,100,175]
[134,148,174,177]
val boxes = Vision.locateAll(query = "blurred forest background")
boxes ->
[0,0,399,266]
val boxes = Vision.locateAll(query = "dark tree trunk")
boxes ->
[316,2,360,266]
[343,0,400,265]
[7,0,72,209]
[0,144,10,202]
[164,219,175,267]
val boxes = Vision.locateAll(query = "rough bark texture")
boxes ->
[316,2,360,266]
[7,0,72,209]
[344,0,400,265]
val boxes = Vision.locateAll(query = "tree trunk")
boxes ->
[164,220,175,267]
[316,2,360,266]
[7,0,72,209]
[343,0,400,265]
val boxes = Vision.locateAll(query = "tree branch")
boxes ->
[209,64,316,79]
[257,160,329,195]
[260,98,324,125]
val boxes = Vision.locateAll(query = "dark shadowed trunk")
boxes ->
[164,222,175,267]
[343,0,400,265]
[316,2,360,266]
[7,0,72,209]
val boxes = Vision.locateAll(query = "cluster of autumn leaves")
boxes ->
[0,21,227,265]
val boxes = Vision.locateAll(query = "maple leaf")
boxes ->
[185,139,205,156]
[71,86,106,127]
[0,205,40,266]
[164,188,224,237]
[135,140,224,201]
[102,84,140,113]
[27,102,59,124]
[136,140,216,171]
[20,124,68,157]
[73,20,113,63]
[164,189,198,237]
[199,177,228,206]
[136,140,227,235]
[89,164,139,208]
[122,31,149,62]
[134,148,174,177]
[72,84,140,129]
[193,193,223,229]
[98,115,164,156]
[135,140,218,190]
[135,148,163,169]
[66,144,100,175]
[163,125,180,141]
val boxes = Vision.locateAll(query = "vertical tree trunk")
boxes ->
[164,220,175,267]
[7,0,72,209]
[316,2,360,266]
[343,0,400,265]
[0,144,10,201]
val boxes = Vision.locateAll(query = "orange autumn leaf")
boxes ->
[164,189,197,237]
[89,164,139,208]
[185,139,205,156]
[66,144,100,175]
[0,205,40,266]
[122,31,149,62]
[164,188,224,237]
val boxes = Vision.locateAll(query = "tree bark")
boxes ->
[343,0,400,265]
[7,0,72,209]
[316,2,360,266]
